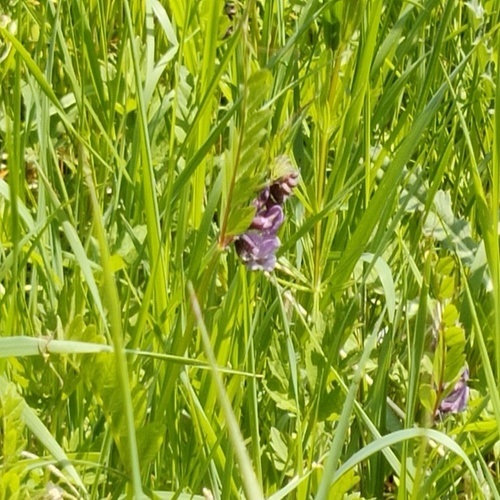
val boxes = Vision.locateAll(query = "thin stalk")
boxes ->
[188,282,264,500]
[83,161,144,498]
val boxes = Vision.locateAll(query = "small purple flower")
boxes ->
[269,172,299,204]
[250,204,284,232]
[253,186,270,211]
[234,166,299,271]
[438,368,469,414]
[234,232,280,271]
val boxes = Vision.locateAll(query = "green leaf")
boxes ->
[225,204,256,237]
[442,303,459,327]
[419,383,437,413]
[269,427,289,471]
[0,382,25,465]
[136,423,165,467]
[329,468,360,500]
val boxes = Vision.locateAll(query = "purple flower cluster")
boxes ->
[438,368,469,415]
[234,172,299,271]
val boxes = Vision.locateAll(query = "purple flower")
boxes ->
[253,186,270,211]
[234,232,281,271]
[234,166,299,271]
[269,172,299,204]
[438,368,469,414]
[250,204,284,232]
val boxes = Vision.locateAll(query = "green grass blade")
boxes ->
[187,282,264,500]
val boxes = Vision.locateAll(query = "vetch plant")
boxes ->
[438,368,470,415]
[234,162,298,271]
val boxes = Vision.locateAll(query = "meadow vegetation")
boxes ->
[0,0,499,498]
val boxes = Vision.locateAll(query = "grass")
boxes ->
[0,0,499,498]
